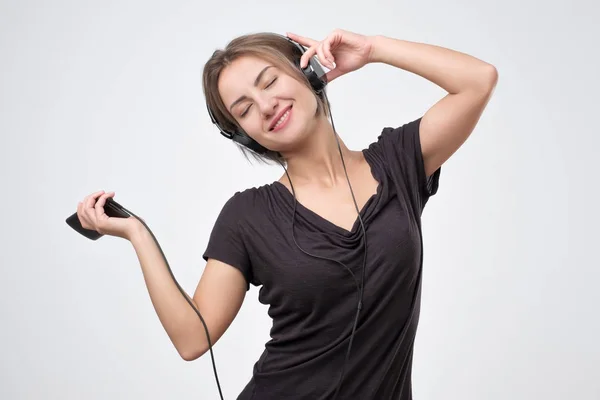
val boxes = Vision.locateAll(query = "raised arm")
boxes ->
[368,35,498,177]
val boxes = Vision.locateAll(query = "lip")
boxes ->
[269,106,292,131]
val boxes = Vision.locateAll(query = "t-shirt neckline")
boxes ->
[270,148,384,236]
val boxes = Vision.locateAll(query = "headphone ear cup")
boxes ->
[286,36,328,93]
[207,35,327,158]
[304,57,327,93]
[207,103,271,155]
[231,132,270,155]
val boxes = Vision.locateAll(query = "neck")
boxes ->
[280,116,358,189]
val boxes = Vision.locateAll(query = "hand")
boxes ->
[76,190,141,241]
[287,29,374,83]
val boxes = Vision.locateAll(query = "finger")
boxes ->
[86,190,105,200]
[322,40,336,68]
[84,190,105,209]
[81,192,94,208]
[77,201,91,229]
[77,201,83,222]
[300,45,318,69]
[83,190,106,223]
[316,43,335,70]
[286,32,318,47]
[93,192,115,233]
[95,192,115,218]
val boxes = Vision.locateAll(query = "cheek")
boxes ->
[239,118,263,138]
[302,95,320,119]
[304,90,319,112]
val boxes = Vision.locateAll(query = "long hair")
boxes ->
[202,32,331,165]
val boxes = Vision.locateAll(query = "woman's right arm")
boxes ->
[129,224,247,361]
[76,190,246,361]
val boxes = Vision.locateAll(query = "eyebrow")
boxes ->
[228,65,273,112]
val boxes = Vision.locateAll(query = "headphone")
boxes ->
[205,34,366,400]
[206,34,328,155]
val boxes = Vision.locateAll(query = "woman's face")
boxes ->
[218,55,320,153]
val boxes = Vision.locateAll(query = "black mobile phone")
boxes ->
[66,197,133,240]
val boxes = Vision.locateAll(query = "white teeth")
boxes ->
[273,109,290,129]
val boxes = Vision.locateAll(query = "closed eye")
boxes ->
[240,77,278,118]
[240,106,251,118]
[265,77,277,88]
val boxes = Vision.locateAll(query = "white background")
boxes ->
[1,0,598,399]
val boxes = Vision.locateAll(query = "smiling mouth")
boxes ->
[269,106,292,131]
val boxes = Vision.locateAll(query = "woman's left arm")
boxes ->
[368,35,498,178]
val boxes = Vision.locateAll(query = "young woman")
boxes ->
[76,29,497,399]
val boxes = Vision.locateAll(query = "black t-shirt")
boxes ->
[203,117,441,399]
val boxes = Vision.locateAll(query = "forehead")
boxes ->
[218,56,275,103]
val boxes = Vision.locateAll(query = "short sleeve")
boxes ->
[369,117,441,212]
[202,192,253,291]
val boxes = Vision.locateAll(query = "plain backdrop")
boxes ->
[1,0,598,399]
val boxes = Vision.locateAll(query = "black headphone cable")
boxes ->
[115,90,363,400]
[105,206,226,400]
[277,91,368,400]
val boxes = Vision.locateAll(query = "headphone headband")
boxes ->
[206,33,328,155]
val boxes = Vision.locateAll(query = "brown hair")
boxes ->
[202,32,331,165]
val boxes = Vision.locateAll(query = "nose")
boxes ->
[256,95,277,119]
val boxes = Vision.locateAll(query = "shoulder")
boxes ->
[217,183,275,218]
[378,118,422,150]
[363,118,423,160]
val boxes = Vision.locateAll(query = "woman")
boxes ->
[76,29,497,399]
